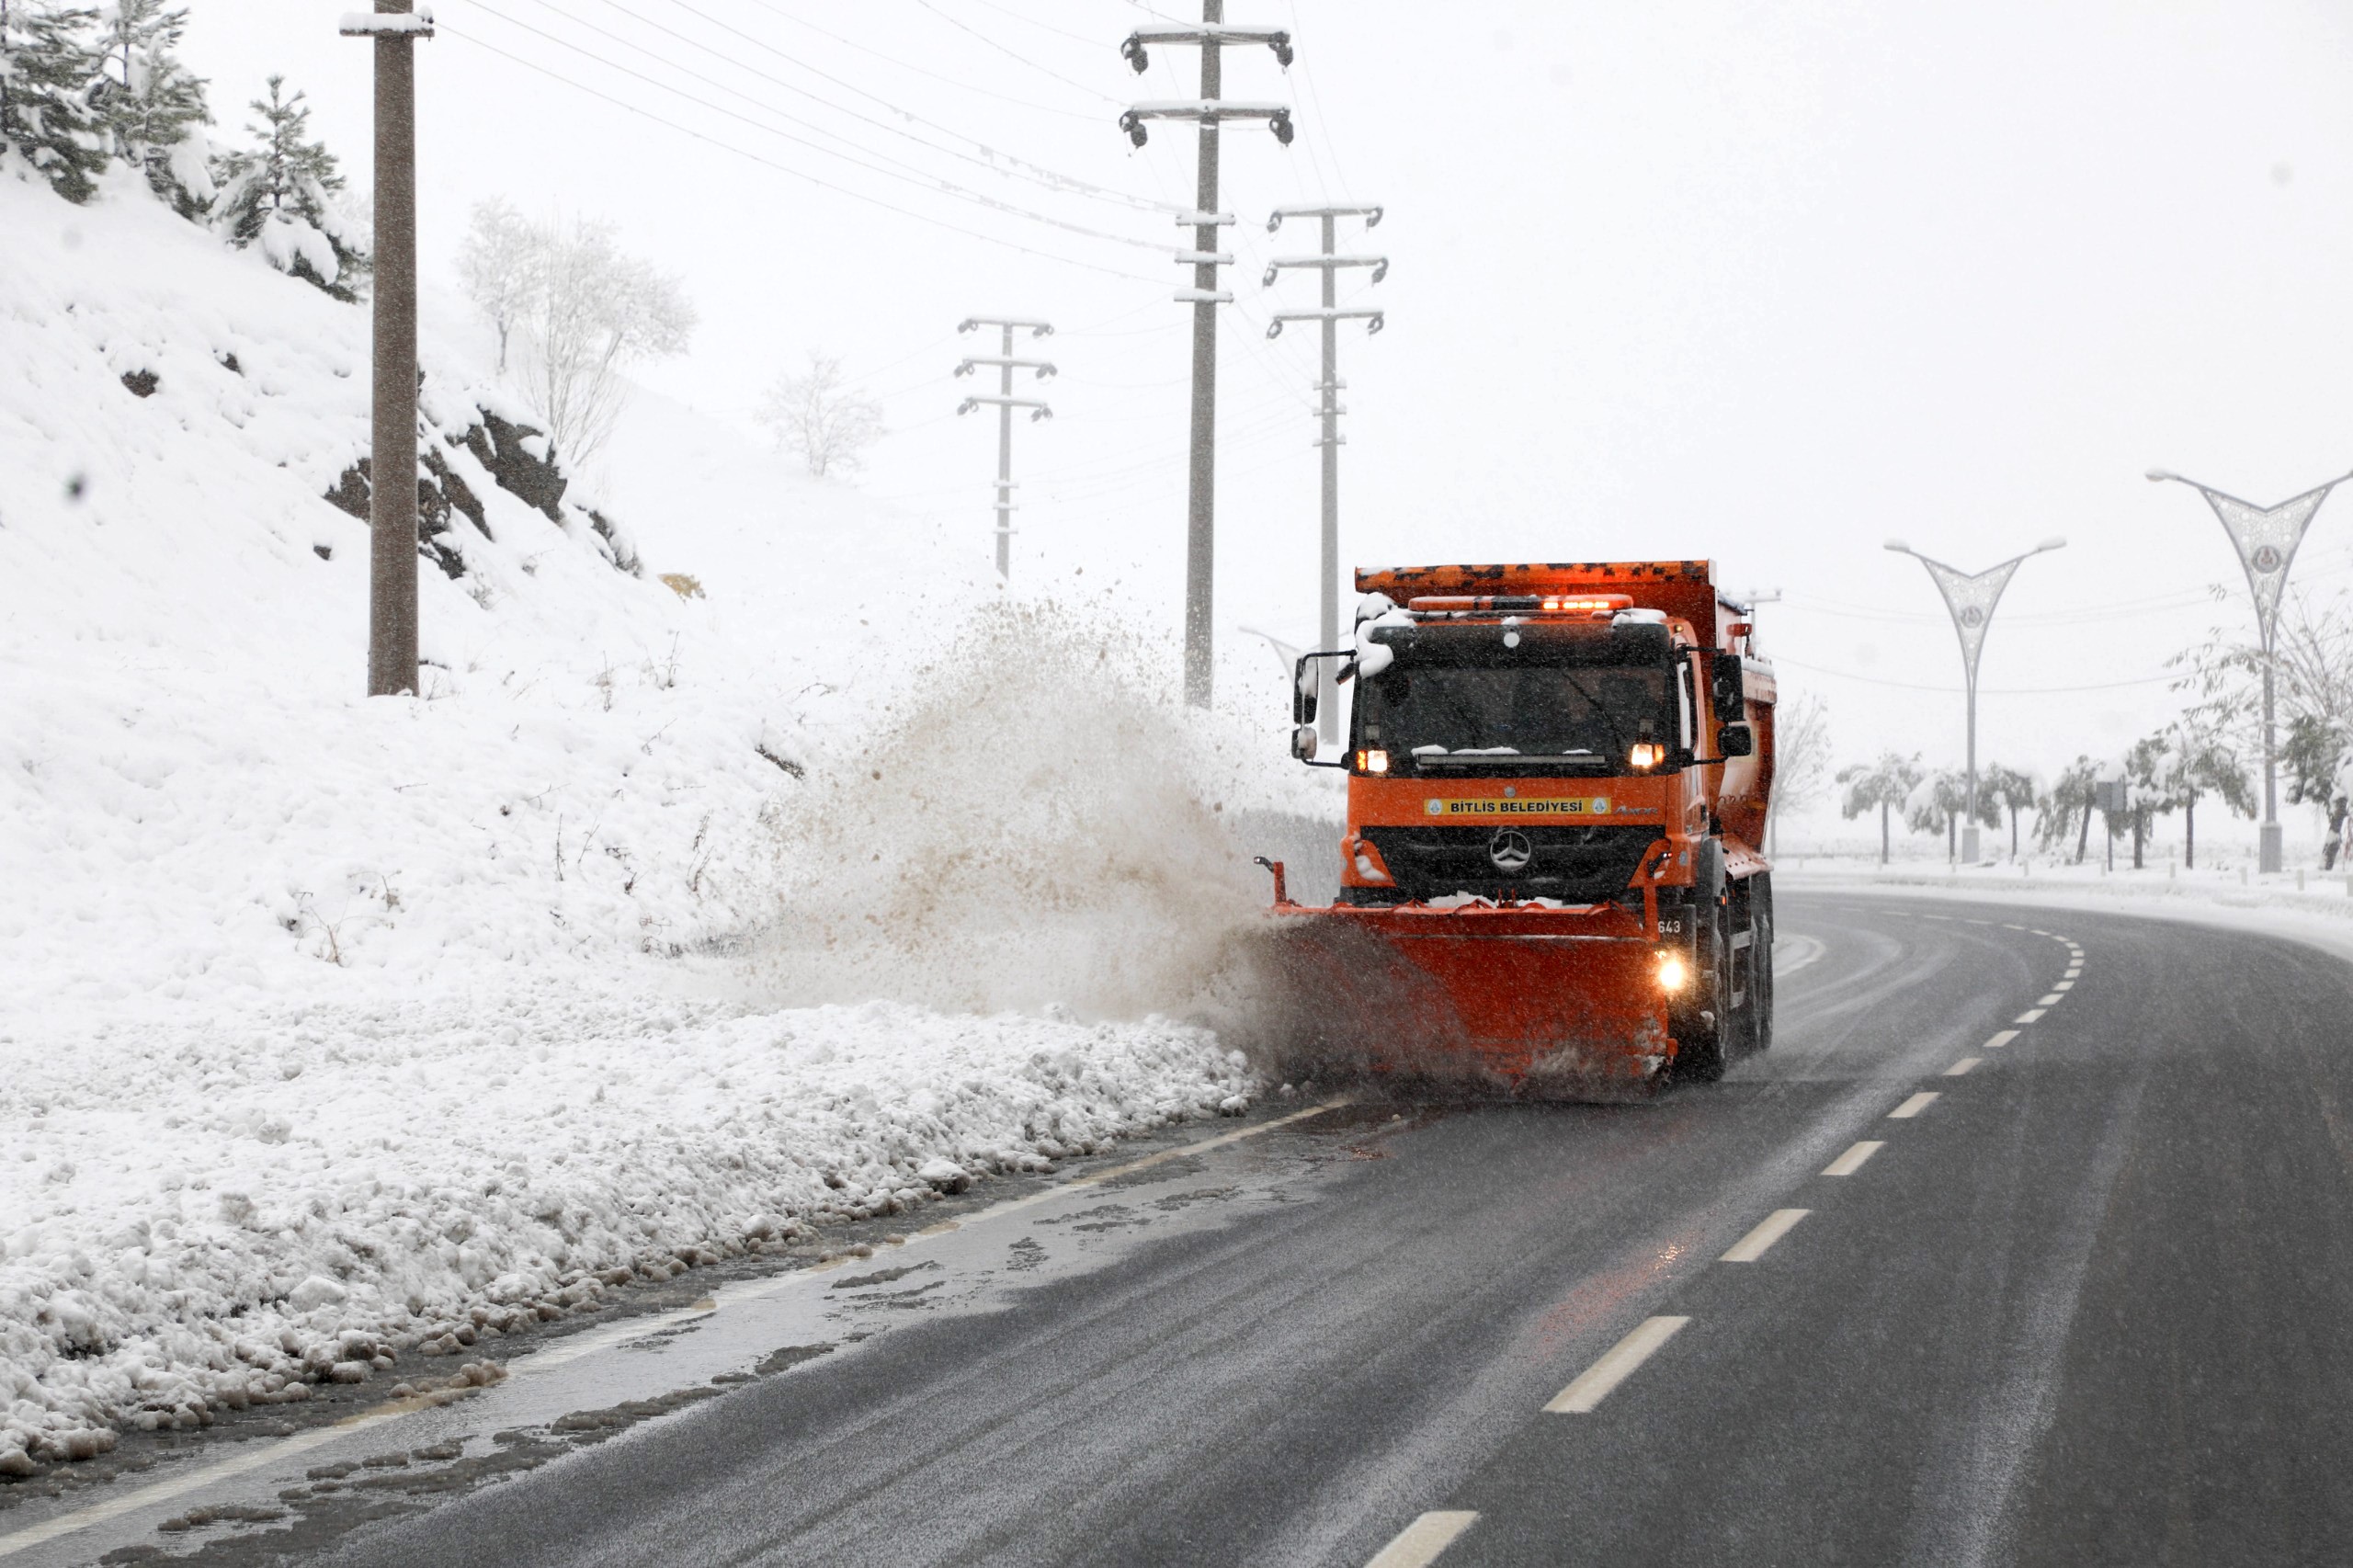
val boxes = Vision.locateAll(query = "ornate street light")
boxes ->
[2146,467,2353,873]
[1885,537,2066,863]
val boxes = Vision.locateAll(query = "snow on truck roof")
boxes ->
[1354,562,1747,646]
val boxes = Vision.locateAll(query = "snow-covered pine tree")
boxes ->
[212,74,366,301]
[0,0,109,204]
[95,0,210,216]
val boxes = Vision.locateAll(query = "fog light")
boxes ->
[1655,953,1688,992]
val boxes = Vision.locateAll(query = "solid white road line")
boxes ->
[1944,1057,1983,1076]
[1545,1316,1690,1414]
[1889,1092,1939,1119]
[0,1387,480,1560]
[2036,993,2063,1006]
[2014,1008,2046,1024]
[1823,1141,1884,1176]
[1984,1029,2019,1049]
[1722,1209,1810,1263]
[1365,1511,1481,1568]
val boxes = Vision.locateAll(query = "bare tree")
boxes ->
[455,198,540,373]
[2173,585,2353,811]
[758,353,884,478]
[464,213,696,472]
[1768,690,1828,857]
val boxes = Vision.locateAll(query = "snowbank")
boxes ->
[0,979,1248,1464]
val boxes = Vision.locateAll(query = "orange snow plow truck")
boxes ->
[1263,561,1776,1095]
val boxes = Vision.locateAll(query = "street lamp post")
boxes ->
[2146,468,2353,875]
[1885,537,2066,864]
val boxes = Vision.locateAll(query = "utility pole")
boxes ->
[1120,9,1294,708]
[1265,203,1384,745]
[955,317,1055,580]
[1884,538,2065,864]
[2147,467,2353,874]
[339,2,430,698]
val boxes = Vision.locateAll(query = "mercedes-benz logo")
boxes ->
[1487,828,1534,873]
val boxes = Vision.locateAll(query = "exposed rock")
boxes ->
[460,412,566,522]
[320,404,640,583]
[120,369,158,398]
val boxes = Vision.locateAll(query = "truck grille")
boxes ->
[1361,824,1660,904]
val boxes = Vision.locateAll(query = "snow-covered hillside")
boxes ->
[0,172,1332,1472]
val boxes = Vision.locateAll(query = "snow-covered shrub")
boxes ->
[212,73,364,301]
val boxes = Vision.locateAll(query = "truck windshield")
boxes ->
[1359,663,1670,767]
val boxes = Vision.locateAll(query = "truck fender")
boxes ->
[1694,837,1725,907]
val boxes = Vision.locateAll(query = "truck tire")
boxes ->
[1676,900,1733,1084]
[1750,876,1775,1053]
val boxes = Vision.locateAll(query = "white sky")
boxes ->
[178,0,2353,797]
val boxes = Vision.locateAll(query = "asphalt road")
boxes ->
[13,890,2353,1566]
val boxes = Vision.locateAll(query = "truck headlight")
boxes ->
[1630,742,1665,770]
[1655,953,1688,991]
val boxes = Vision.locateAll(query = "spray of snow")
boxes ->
[752,597,1279,1023]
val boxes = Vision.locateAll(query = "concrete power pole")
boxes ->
[955,317,1055,580]
[1120,10,1294,708]
[340,3,430,698]
[1265,204,1384,745]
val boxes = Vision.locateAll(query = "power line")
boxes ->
[961,0,1105,47]
[735,0,1104,122]
[438,26,1168,285]
[1769,653,2179,695]
[655,0,1194,214]
[463,3,1167,256]
[549,0,1176,219]
[914,0,1131,106]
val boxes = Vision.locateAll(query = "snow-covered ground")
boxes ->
[0,174,1336,1471]
[1779,852,2353,930]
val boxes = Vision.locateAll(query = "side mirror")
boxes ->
[1710,656,1746,725]
[1717,722,1754,758]
[1290,724,1320,762]
[1294,687,1318,726]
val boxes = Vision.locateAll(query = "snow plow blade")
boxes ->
[1257,901,1677,1096]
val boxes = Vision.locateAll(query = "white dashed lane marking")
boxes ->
[1984,1030,2018,1049]
[1889,1092,1939,1120]
[1823,1141,1884,1176]
[2014,1008,2046,1024]
[1944,1057,1983,1076]
[1364,1511,1480,1568]
[1722,1209,1810,1263]
[1545,1317,1690,1414]
[2036,993,2063,1006]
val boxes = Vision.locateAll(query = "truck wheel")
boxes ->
[1677,902,1733,1084]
